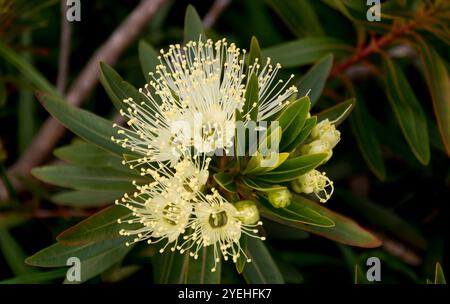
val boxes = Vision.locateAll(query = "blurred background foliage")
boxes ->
[0,0,449,284]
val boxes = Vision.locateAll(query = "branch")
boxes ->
[0,0,168,200]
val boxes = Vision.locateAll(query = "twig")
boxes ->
[56,0,72,94]
[0,0,168,200]
[330,20,416,78]
[203,0,231,29]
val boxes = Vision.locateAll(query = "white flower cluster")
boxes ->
[112,38,295,271]
[292,118,342,202]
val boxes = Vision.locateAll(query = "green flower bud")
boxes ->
[301,139,332,162]
[311,119,341,148]
[235,200,260,224]
[267,187,292,208]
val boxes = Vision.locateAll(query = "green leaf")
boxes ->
[275,96,310,133]
[138,40,160,82]
[337,190,427,249]
[99,62,149,111]
[184,246,221,283]
[279,98,310,151]
[0,40,57,95]
[415,39,450,157]
[243,237,284,283]
[32,165,139,192]
[297,54,333,106]
[153,251,189,283]
[435,262,446,284]
[242,73,260,121]
[236,236,248,274]
[256,153,327,183]
[247,36,261,66]
[349,99,386,181]
[213,172,237,193]
[0,269,67,284]
[54,142,138,175]
[267,0,324,37]
[316,98,356,127]
[57,205,132,245]
[0,227,35,276]
[261,37,351,68]
[383,58,430,165]
[263,194,382,248]
[240,178,287,192]
[184,5,206,43]
[283,116,317,152]
[26,238,132,283]
[259,196,335,227]
[37,93,128,156]
[243,152,289,176]
[51,190,124,208]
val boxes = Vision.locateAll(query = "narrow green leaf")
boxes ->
[213,172,237,193]
[279,98,310,151]
[256,153,327,183]
[275,96,310,133]
[32,165,139,192]
[37,93,128,156]
[0,269,66,284]
[243,152,289,176]
[99,62,148,111]
[26,239,132,283]
[243,237,284,283]
[242,73,259,121]
[383,58,430,165]
[337,190,427,249]
[262,194,382,248]
[267,0,324,37]
[0,227,35,276]
[259,196,335,227]
[247,36,261,66]
[153,251,189,284]
[57,205,132,245]
[283,116,317,152]
[297,54,333,106]
[184,5,206,43]
[435,262,447,284]
[316,98,356,127]
[0,40,57,95]
[184,246,221,283]
[54,142,137,175]
[240,178,287,192]
[138,40,160,82]
[350,99,386,181]
[262,37,351,68]
[415,38,450,157]
[51,190,124,208]
[236,236,248,274]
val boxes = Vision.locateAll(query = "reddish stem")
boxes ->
[330,21,415,77]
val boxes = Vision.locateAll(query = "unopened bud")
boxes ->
[301,139,332,162]
[311,119,341,148]
[267,187,292,208]
[235,200,260,224]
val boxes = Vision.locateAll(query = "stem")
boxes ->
[330,20,416,77]
[0,162,18,202]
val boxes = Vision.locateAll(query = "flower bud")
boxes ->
[235,200,260,224]
[301,139,332,162]
[267,187,292,208]
[311,119,341,148]
[291,170,334,203]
